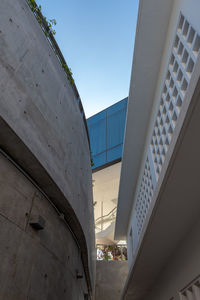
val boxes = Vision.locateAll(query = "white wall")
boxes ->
[127,0,200,267]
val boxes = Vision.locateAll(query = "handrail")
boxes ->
[95,214,116,226]
[95,206,117,224]
[26,0,90,147]
[95,221,115,232]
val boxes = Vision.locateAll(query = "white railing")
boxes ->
[95,207,117,233]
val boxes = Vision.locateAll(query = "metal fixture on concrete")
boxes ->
[76,270,83,279]
[29,215,46,230]
[59,213,65,220]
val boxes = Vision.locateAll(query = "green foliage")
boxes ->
[27,0,56,36]
[49,19,57,27]
[27,0,41,14]
[36,15,42,25]
[48,19,56,36]
[27,0,75,87]
[62,63,74,86]
[91,158,94,167]
[43,17,57,36]
[90,151,94,167]
[27,0,37,11]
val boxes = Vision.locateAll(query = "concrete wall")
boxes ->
[0,0,95,297]
[95,261,128,300]
[147,214,200,300]
[0,152,88,299]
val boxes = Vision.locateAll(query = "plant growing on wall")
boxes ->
[27,0,56,35]
[27,0,38,11]
[90,151,94,167]
[46,18,57,36]
[62,63,74,86]
[27,0,75,87]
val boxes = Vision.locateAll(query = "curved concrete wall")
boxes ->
[0,0,95,296]
[0,152,88,299]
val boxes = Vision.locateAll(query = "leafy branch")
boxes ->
[27,0,75,87]
[27,0,56,36]
[62,63,74,86]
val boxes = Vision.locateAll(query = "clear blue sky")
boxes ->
[37,0,139,117]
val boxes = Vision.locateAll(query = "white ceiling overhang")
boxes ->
[115,0,174,239]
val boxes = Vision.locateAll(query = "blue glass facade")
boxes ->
[87,98,128,170]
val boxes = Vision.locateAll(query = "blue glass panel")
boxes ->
[88,118,106,156]
[87,110,106,126]
[107,108,126,149]
[107,145,123,162]
[107,98,127,116]
[92,152,107,169]
[87,97,128,169]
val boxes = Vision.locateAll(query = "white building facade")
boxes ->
[115,0,200,299]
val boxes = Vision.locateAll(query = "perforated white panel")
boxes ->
[180,278,200,300]
[133,13,200,242]
[150,13,200,179]
[135,158,154,235]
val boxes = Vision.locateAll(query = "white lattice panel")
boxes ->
[150,13,200,179]
[133,13,200,240]
[180,278,200,300]
[135,158,154,235]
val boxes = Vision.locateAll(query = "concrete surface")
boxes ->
[95,261,128,300]
[147,211,200,300]
[0,0,95,296]
[0,153,88,299]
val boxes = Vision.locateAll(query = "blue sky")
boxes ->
[37,0,139,117]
